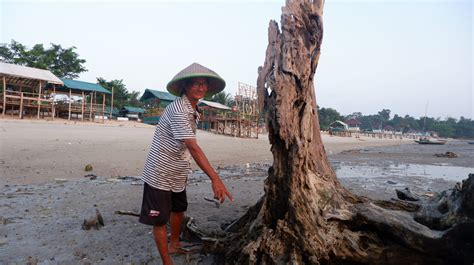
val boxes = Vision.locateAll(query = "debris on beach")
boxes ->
[117,176,141,181]
[82,209,104,230]
[434,151,459,158]
[204,197,221,208]
[54,178,68,184]
[84,164,93,171]
[114,210,140,217]
[84,174,97,180]
[395,187,420,201]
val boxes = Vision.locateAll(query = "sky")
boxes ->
[1,0,472,119]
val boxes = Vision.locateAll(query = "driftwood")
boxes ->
[434,151,459,158]
[183,1,474,264]
[82,209,104,230]
[114,210,140,217]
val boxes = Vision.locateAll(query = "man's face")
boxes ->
[185,77,208,101]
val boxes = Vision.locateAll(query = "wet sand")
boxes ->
[1,118,472,264]
[0,118,413,186]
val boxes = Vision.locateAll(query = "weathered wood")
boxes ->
[196,1,474,264]
[110,87,114,119]
[52,84,56,120]
[102,93,105,123]
[89,92,93,120]
[19,92,23,119]
[68,88,72,120]
[2,77,5,116]
[81,91,85,121]
[114,210,140,217]
[37,81,42,119]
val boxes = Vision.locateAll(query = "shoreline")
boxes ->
[1,118,473,264]
[0,118,414,186]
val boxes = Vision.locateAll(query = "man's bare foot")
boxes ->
[169,244,189,255]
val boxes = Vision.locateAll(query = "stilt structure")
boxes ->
[55,78,111,121]
[0,62,63,118]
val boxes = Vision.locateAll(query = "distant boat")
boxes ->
[415,137,447,145]
[468,141,474,145]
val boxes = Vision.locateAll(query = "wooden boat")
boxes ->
[415,137,447,145]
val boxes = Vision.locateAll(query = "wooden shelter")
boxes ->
[197,99,232,131]
[55,78,111,122]
[140,89,176,108]
[120,106,144,121]
[140,89,177,124]
[0,62,63,119]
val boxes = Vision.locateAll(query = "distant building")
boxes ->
[139,89,177,108]
[329,120,349,132]
[197,99,232,130]
[345,118,361,132]
[121,106,144,121]
[383,125,395,133]
[139,89,177,124]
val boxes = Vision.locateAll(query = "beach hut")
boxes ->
[140,89,177,124]
[345,118,361,132]
[0,62,63,119]
[329,120,349,131]
[121,106,145,121]
[55,78,111,122]
[104,106,120,118]
[140,89,177,108]
[197,99,232,130]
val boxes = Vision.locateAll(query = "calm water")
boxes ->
[335,163,473,182]
[330,139,474,182]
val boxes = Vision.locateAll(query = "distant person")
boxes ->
[139,63,233,265]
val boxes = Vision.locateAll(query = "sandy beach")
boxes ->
[0,118,414,186]
[1,118,472,264]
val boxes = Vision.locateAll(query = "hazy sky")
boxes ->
[1,0,472,119]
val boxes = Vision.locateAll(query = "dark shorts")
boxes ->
[138,183,187,226]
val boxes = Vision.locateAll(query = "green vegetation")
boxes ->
[1,40,471,138]
[317,106,344,130]
[0,40,87,79]
[320,108,473,139]
[96,78,143,109]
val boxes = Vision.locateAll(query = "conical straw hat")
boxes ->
[166,63,226,97]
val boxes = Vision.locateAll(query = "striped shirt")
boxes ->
[141,96,200,192]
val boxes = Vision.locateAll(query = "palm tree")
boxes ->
[208,91,232,106]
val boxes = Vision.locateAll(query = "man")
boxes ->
[139,63,233,265]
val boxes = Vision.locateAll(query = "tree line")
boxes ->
[0,40,140,109]
[318,107,473,139]
[1,40,471,138]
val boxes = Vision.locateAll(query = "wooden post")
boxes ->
[37,81,42,119]
[102,93,105,123]
[81,91,85,121]
[52,84,56,120]
[19,92,23,119]
[110,87,114,119]
[68,89,72,120]
[89,92,93,121]
[2,77,6,116]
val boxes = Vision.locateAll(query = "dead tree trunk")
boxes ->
[208,1,474,264]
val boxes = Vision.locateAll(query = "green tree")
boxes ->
[128,91,143,107]
[96,78,129,109]
[431,121,455,138]
[318,107,344,130]
[378,109,391,122]
[206,91,232,106]
[0,40,87,78]
[455,117,474,138]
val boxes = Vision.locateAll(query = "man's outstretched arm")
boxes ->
[184,138,234,203]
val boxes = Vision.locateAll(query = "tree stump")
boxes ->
[195,1,473,264]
